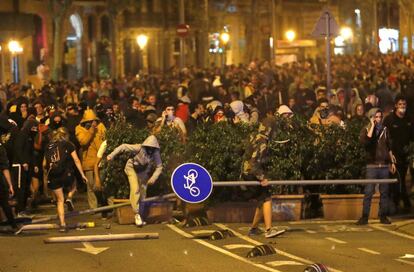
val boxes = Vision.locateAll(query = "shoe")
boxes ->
[248,227,263,236]
[356,217,368,225]
[380,216,391,225]
[65,199,74,212]
[135,214,143,227]
[17,211,30,218]
[59,225,68,233]
[264,228,286,238]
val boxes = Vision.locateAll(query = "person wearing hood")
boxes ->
[107,135,163,227]
[230,100,249,124]
[75,109,106,209]
[356,108,395,225]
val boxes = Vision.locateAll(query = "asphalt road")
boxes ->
[1,202,414,272]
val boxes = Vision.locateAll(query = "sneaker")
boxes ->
[59,225,68,233]
[248,227,264,236]
[65,199,74,212]
[135,214,143,227]
[356,217,368,225]
[264,228,286,238]
[380,216,391,225]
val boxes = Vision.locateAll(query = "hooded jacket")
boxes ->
[107,135,163,184]
[75,110,106,170]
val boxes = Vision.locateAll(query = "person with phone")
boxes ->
[356,108,396,225]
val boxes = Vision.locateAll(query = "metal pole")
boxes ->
[179,0,185,69]
[212,179,398,186]
[325,11,331,94]
[44,233,159,244]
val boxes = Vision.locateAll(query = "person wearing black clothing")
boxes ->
[0,142,18,231]
[46,127,88,232]
[383,95,413,213]
[187,103,206,134]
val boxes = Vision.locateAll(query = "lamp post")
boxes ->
[136,34,148,73]
[220,32,230,73]
[0,45,4,83]
[8,40,23,83]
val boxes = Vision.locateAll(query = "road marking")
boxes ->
[74,242,109,255]
[224,244,254,250]
[396,259,414,266]
[289,219,380,225]
[167,224,282,272]
[325,237,347,244]
[191,230,216,235]
[400,254,414,259]
[306,230,317,234]
[267,261,303,267]
[214,223,344,272]
[357,248,380,255]
[371,224,414,241]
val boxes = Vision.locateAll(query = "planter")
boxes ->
[272,195,304,221]
[320,194,380,220]
[113,199,173,225]
[207,202,257,223]
[206,195,304,223]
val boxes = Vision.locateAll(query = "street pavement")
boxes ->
[0,196,413,272]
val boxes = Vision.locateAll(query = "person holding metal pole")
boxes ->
[106,135,162,227]
[242,117,286,238]
[356,108,395,225]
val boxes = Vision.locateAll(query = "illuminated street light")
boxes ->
[8,40,23,54]
[136,34,148,50]
[220,32,230,45]
[340,27,353,40]
[285,30,296,42]
[354,9,360,15]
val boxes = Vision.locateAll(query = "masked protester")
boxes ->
[383,95,414,214]
[106,135,162,227]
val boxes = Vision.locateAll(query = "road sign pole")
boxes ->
[326,11,331,94]
[179,0,185,69]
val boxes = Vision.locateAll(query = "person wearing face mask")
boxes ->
[356,108,396,225]
[383,95,414,214]
[155,104,187,143]
[106,135,163,227]
[75,109,106,209]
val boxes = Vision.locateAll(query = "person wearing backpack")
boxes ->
[46,127,88,232]
[106,135,162,227]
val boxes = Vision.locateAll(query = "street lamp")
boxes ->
[340,27,353,41]
[285,30,296,42]
[220,32,230,71]
[136,34,148,73]
[8,40,23,83]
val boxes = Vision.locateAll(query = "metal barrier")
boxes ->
[213,179,398,186]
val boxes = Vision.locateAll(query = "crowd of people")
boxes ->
[0,51,413,232]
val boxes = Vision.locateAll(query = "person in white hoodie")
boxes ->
[107,135,163,226]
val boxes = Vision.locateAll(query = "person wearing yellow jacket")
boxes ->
[75,109,106,209]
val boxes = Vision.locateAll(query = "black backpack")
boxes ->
[45,141,68,178]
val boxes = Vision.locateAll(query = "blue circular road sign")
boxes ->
[171,163,213,203]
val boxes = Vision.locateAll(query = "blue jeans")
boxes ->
[362,167,390,218]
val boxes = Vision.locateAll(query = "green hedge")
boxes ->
[103,117,367,199]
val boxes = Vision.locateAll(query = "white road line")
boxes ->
[223,244,254,250]
[214,223,344,272]
[325,237,347,244]
[289,219,379,225]
[191,230,216,235]
[167,224,282,272]
[357,248,380,255]
[266,261,303,267]
[371,224,414,241]
[395,259,414,266]
[306,230,317,234]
